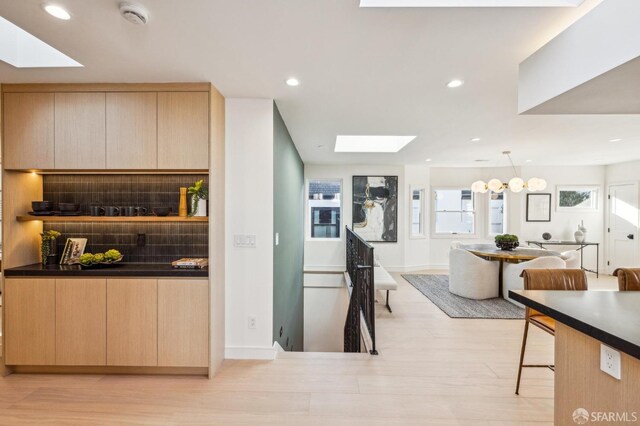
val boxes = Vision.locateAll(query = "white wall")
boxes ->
[225,99,275,359]
[303,164,432,271]
[428,165,605,269]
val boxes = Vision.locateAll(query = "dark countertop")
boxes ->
[510,290,640,360]
[4,263,208,278]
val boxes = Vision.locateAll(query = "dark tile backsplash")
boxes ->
[43,175,209,264]
[43,174,208,213]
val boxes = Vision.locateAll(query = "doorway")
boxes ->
[607,183,640,273]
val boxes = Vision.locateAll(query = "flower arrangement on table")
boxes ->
[73,249,124,267]
[188,179,208,217]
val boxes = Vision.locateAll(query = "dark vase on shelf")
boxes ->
[41,239,58,265]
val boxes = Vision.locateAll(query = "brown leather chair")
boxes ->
[613,268,640,291]
[515,269,588,395]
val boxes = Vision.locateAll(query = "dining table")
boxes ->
[463,244,562,297]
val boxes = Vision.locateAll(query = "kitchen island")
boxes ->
[510,290,640,425]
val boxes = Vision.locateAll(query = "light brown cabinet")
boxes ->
[106,279,158,366]
[106,92,157,169]
[157,92,209,170]
[4,278,56,365]
[3,92,55,170]
[54,92,106,169]
[55,279,107,366]
[158,279,209,367]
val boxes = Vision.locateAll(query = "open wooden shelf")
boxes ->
[17,215,208,223]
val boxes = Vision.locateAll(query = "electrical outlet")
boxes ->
[600,344,621,380]
[248,316,257,329]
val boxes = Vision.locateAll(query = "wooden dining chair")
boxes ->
[613,268,640,291]
[515,269,588,395]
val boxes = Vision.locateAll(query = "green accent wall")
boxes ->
[273,102,305,351]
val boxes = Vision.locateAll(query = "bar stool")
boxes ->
[515,269,588,395]
[613,268,640,291]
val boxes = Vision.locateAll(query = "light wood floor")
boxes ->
[0,271,617,425]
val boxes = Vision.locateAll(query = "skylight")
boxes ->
[334,135,416,153]
[0,16,82,68]
[360,0,584,7]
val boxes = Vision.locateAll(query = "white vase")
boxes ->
[574,227,585,243]
[194,198,207,217]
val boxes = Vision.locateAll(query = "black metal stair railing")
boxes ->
[344,226,377,355]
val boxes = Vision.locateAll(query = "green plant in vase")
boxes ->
[495,234,519,251]
[40,230,61,265]
[187,179,208,217]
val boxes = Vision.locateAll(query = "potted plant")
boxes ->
[495,234,519,251]
[188,179,208,217]
[40,230,61,265]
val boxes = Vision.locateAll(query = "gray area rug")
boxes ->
[401,274,524,319]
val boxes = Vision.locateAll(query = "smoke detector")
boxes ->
[119,3,148,25]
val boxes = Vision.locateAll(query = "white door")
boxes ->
[608,183,639,273]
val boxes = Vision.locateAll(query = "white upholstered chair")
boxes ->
[560,250,581,269]
[503,256,566,306]
[449,249,500,299]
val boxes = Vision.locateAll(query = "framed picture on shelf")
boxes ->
[352,175,398,242]
[526,193,552,222]
[556,186,599,211]
[60,238,88,265]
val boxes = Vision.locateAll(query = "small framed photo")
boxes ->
[556,186,599,211]
[526,193,551,222]
[60,238,87,265]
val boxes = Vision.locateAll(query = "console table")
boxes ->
[526,240,599,277]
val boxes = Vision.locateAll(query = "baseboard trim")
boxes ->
[224,346,277,360]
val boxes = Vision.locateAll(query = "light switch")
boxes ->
[234,234,257,248]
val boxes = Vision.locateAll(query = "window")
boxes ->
[410,187,425,238]
[434,188,475,235]
[307,179,341,239]
[488,191,507,236]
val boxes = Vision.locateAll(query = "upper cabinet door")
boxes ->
[3,92,55,170]
[106,92,157,169]
[157,92,209,170]
[55,92,106,169]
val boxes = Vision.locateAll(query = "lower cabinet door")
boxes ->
[107,279,158,366]
[56,279,107,365]
[4,278,56,365]
[158,279,209,367]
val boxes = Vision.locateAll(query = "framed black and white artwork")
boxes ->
[526,193,551,222]
[352,176,398,242]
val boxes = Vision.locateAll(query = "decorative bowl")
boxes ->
[58,202,80,212]
[496,241,519,251]
[153,207,171,216]
[32,201,54,212]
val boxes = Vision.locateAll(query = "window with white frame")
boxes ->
[433,188,475,235]
[307,179,341,239]
[410,187,425,237]
[488,191,507,236]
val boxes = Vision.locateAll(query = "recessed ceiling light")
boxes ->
[0,17,82,67]
[525,159,533,163]
[43,4,71,20]
[609,138,622,142]
[334,135,416,153]
[286,78,300,87]
[317,144,324,148]
[425,158,432,162]
[470,138,481,142]
[446,79,464,88]
[475,159,489,162]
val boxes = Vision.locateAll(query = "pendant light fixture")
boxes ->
[471,151,546,194]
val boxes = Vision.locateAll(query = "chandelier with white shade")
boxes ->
[471,151,547,194]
